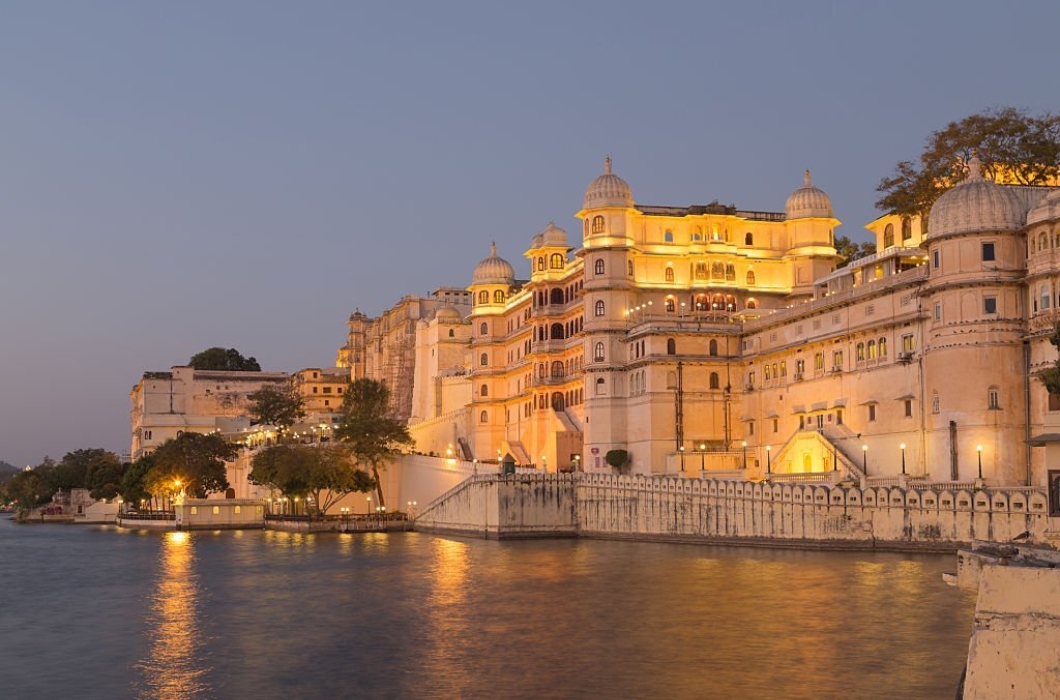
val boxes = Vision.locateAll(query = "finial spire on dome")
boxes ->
[804,169,811,186]
[605,155,612,174]
[490,241,497,257]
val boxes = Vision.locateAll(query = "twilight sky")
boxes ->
[2,1,1059,467]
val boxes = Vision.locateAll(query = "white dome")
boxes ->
[583,156,633,209]
[472,242,515,285]
[785,170,833,219]
[1027,188,1060,226]
[434,305,462,321]
[530,232,544,249]
[928,157,1026,237]
[540,221,568,247]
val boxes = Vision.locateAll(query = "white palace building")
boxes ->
[347,156,1060,488]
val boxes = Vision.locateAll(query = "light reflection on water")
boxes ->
[0,518,976,699]
[136,531,211,699]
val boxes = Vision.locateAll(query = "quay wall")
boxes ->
[417,474,1053,548]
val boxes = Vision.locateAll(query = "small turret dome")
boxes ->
[530,232,544,249]
[928,157,1026,237]
[472,242,515,285]
[540,221,568,247]
[785,170,834,219]
[435,305,462,321]
[583,156,634,209]
[1026,188,1060,227]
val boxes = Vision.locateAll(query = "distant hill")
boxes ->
[0,460,20,477]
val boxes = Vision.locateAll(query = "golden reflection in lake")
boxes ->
[137,531,210,699]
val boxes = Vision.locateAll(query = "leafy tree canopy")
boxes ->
[148,432,237,498]
[248,385,306,430]
[834,234,877,269]
[250,444,375,515]
[876,106,1060,219]
[334,379,412,508]
[188,347,262,372]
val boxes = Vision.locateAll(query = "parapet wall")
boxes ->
[417,473,1053,548]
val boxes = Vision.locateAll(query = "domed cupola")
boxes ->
[583,156,634,209]
[927,156,1026,237]
[540,220,568,247]
[434,304,463,322]
[785,169,834,219]
[472,242,515,285]
[1027,188,1060,227]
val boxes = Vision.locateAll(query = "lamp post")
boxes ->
[473,458,478,475]
[679,445,685,472]
[977,445,983,479]
[366,495,371,516]
[573,455,581,472]
[742,441,748,471]
[765,445,771,475]
[862,444,868,476]
[699,443,706,472]
[900,443,907,475]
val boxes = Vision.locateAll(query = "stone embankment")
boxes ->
[416,473,1053,550]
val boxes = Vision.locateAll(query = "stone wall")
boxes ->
[417,473,1053,548]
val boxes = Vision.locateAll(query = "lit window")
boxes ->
[594,343,605,362]
[884,223,894,248]
[665,267,674,283]
[595,259,605,275]
[595,300,605,317]
[591,216,605,234]
[550,253,564,269]
[746,270,756,285]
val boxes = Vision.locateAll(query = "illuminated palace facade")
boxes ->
[345,157,1060,487]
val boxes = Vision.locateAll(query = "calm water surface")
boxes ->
[0,517,974,699]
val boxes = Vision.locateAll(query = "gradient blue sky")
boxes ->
[2,1,1059,467]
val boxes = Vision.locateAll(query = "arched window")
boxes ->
[746,299,758,309]
[878,337,887,357]
[591,216,605,234]
[480,353,488,366]
[595,259,605,275]
[550,253,564,269]
[694,262,708,280]
[1042,283,1052,311]
[667,338,676,355]
[725,263,736,281]
[665,267,674,283]
[480,410,488,423]
[709,372,720,390]
[745,232,753,246]
[764,365,771,381]
[480,322,488,335]
[711,262,725,279]
[665,297,675,313]
[746,270,756,285]
[478,290,489,304]
[551,361,564,378]
[493,290,505,304]
[628,260,634,276]
[594,342,605,362]
[711,293,725,310]
[537,257,545,271]
[856,343,865,361]
[595,377,606,396]
[480,384,489,397]
[550,288,564,305]
[664,230,674,243]
[709,339,718,356]
[550,322,564,339]
[551,392,565,411]
[693,225,703,240]
[1040,232,1048,251]
[884,223,895,248]
[867,339,877,359]
[595,300,605,317]
[448,329,455,337]
[695,294,708,311]
[725,295,736,311]
[901,217,913,241]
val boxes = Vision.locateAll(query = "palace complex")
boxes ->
[338,157,1060,487]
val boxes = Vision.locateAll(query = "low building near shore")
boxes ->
[175,499,265,530]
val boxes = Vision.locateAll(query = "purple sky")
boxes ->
[2,1,1059,467]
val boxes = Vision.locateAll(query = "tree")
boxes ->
[44,448,123,500]
[248,385,306,431]
[605,449,629,473]
[876,107,1060,220]
[334,379,412,508]
[834,234,877,269]
[120,454,153,507]
[188,347,262,372]
[250,444,375,515]
[147,432,237,499]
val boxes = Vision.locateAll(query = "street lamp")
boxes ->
[900,443,907,475]
[679,445,685,472]
[699,443,706,472]
[765,445,771,475]
[862,444,868,476]
[741,441,747,471]
[977,445,984,479]
[473,458,478,475]
[366,495,371,515]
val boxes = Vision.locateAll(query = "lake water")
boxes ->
[0,517,975,699]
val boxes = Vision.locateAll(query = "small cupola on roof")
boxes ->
[540,220,568,247]
[1027,188,1060,226]
[472,242,515,285]
[927,156,1025,237]
[583,156,634,209]
[785,169,834,219]
[434,304,462,322]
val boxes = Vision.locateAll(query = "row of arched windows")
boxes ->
[536,317,584,342]
[882,218,913,248]
[475,289,508,305]
[534,280,583,307]
[535,253,566,271]
[1031,230,1060,254]
[855,337,888,362]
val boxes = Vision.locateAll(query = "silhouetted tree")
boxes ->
[188,347,262,372]
[334,379,412,509]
